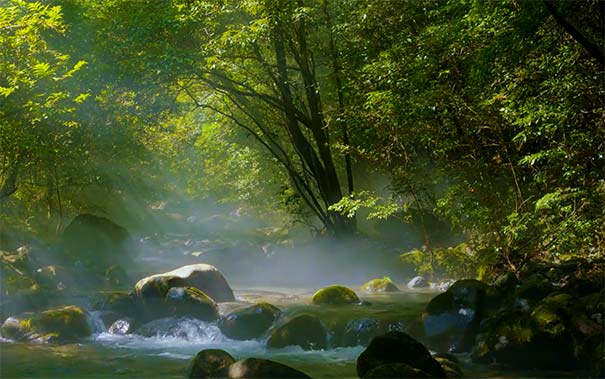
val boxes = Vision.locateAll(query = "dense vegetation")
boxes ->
[1,0,603,278]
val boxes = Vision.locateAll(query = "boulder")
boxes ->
[492,272,518,293]
[267,314,327,350]
[365,363,430,378]
[163,287,219,321]
[0,305,91,343]
[516,274,554,302]
[228,358,311,378]
[218,302,280,340]
[363,278,400,293]
[61,214,132,269]
[471,308,576,369]
[189,349,235,378]
[134,264,235,302]
[423,279,495,352]
[356,331,446,378]
[311,285,359,305]
[407,276,429,288]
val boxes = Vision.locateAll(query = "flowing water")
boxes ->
[0,287,580,378]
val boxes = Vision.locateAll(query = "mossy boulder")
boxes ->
[134,263,235,302]
[228,358,311,378]
[218,302,280,340]
[516,274,554,302]
[311,285,360,305]
[471,309,576,369]
[0,305,91,343]
[365,363,430,378]
[267,314,327,350]
[189,349,235,378]
[356,331,447,378]
[363,278,400,293]
[162,287,219,321]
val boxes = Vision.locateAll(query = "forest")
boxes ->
[0,0,603,378]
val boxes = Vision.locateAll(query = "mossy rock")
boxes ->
[218,302,280,340]
[516,274,554,302]
[530,293,574,336]
[363,278,400,293]
[311,285,360,305]
[162,287,219,321]
[365,363,430,378]
[425,291,454,315]
[189,349,235,378]
[134,263,235,302]
[356,331,446,378]
[228,358,311,378]
[434,356,464,378]
[267,314,327,350]
[0,305,91,343]
[471,309,576,369]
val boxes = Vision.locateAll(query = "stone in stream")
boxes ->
[108,319,135,335]
[134,263,235,302]
[423,279,497,352]
[189,349,235,378]
[163,286,219,321]
[311,285,360,305]
[407,276,429,288]
[267,314,327,350]
[218,302,280,340]
[228,358,311,378]
[0,305,91,343]
[362,278,400,293]
[356,331,446,378]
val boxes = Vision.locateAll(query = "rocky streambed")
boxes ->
[1,261,603,378]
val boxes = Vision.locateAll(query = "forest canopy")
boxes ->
[1,0,603,275]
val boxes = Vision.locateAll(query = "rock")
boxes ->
[407,276,429,288]
[356,331,446,378]
[311,285,359,305]
[492,272,518,292]
[134,263,235,302]
[365,363,430,378]
[423,279,494,352]
[188,349,235,378]
[228,358,311,378]
[0,305,91,343]
[267,314,327,350]
[516,274,553,302]
[61,214,132,269]
[471,309,576,369]
[434,356,464,378]
[108,319,135,335]
[162,287,219,321]
[363,278,400,293]
[95,291,139,318]
[218,302,280,340]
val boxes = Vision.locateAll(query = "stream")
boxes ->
[0,287,581,378]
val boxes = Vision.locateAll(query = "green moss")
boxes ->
[311,285,360,305]
[363,277,400,293]
[2,306,91,343]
